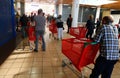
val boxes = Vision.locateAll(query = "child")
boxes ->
[27,17,36,50]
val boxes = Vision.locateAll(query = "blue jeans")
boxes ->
[21,26,27,38]
[35,30,46,51]
[90,55,117,78]
[57,28,63,39]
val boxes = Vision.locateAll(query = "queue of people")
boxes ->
[48,14,119,78]
[16,9,46,52]
[15,8,120,78]
[16,9,65,52]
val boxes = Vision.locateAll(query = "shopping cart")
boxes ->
[49,24,57,39]
[28,27,36,41]
[62,38,99,77]
[28,27,42,49]
[69,27,87,39]
[28,27,42,41]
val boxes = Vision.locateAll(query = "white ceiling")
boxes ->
[79,0,117,6]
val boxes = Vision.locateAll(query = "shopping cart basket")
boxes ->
[69,27,87,39]
[28,27,36,41]
[28,27,42,41]
[62,38,99,71]
[49,24,57,34]
[49,24,58,39]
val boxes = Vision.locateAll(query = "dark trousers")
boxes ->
[86,30,93,39]
[67,26,71,33]
[90,55,117,78]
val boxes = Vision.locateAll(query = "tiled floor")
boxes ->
[0,27,120,78]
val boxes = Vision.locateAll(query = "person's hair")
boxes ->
[31,17,34,22]
[58,15,61,19]
[38,9,43,14]
[69,14,71,17]
[102,16,113,24]
[89,14,94,20]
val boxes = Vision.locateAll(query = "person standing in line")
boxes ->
[95,18,101,32]
[66,14,73,33]
[86,14,95,39]
[34,9,46,52]
[56,15,64,40]
[50,17,57,39]
[20,14,28,38]
[15,12,20,32]
[90,16,119,78]
[118,18,120,33]
[46,14,53,27]
[27,17,36,50]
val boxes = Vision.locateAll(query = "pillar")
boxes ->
[16,2,21,15]
[80,7,84,23]
[54,4,57,17]
[95,6,101,23]
[58,4,63,15]
[71,0,80,27]
[20,2,25,15]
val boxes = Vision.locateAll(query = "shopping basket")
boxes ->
[49,24,57,34]
[62,38,99,71]
[28,27,36,41]
[28,27,42,41]
[49,24,58,39]
[69,27,87,39]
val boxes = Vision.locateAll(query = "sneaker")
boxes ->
[34,49,38,52]
[30,47,33,50]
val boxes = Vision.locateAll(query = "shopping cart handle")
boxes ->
[84,42,97,47]
[91,42,97,45]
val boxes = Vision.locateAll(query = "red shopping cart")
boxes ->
[28,27,36,41]
[49,23,57,39]
[49,24,57,33]
[62,38,99,75]
[69,27,87,39]
[28,27,42,41]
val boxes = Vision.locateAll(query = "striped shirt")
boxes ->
[94,24,119,60]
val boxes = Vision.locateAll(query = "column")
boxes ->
[71,0,80,27]
[95,6,101,23]
[16,2,21,15]
[20,2,25,15]
[80,7,84,23]
[54,4,57,17]
[58,4,63,15]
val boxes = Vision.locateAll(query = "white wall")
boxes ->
[25,2,55,16]
[111,14,120,24]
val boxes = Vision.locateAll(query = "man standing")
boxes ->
[34,9,46,52]
[90,16,119,78]
[86,14,95,39]
[20,14,28,38]
[56,15,64,40]
[66,14,72,33]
